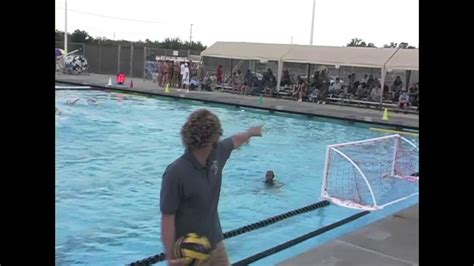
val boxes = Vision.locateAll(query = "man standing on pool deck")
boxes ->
[160,109,263,266]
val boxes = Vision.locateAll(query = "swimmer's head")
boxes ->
[265,170,275,182]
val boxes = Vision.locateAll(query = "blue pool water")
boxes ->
[55,89,419,265]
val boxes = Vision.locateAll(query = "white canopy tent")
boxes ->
[201,42,419,105]
[200,42,292,61]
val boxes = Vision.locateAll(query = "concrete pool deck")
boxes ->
[278,204,419,266]
[56,73,419,130]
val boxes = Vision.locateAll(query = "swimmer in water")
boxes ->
[264,170,275,186]
[66,97,80,105]
[87,97,97,104]
[55,107,61,115]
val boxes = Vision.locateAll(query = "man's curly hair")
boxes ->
[181,109,223,151]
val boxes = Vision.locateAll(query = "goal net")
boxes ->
[321,134,419,211]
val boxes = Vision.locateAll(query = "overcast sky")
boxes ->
[55,0,418,48]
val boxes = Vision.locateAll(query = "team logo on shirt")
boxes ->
[211,160,218,175]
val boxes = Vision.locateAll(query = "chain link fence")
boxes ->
[56,42,202,78]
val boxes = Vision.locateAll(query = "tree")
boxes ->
[347,38,376,48]
[347,38,363,47]
[54,28,209,51]
[193,41,207,50]
[383,42,417,49]
[160,37,183,49]
[383,42,398,48]
[183,41,207,51]
[55,30,71,42]
[55,30,62,41]
[398,42,408,49]
[70,29,93,43]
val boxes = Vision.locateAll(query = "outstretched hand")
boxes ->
[247,125,263,137]
[232,125,263,149]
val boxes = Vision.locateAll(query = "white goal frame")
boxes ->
[320,134,419,211]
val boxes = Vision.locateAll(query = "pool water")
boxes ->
[55,89,418,265]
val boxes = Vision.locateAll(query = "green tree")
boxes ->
[55,30,62,41]
[398,42,408,49]
[383,42,417,49]
[383,42,398,48]
[71,29,93,43]
[55,30,71,42]
[160,37,183,49]
[55,28,208,51]
[347,38,363,47]
[347,38,375,48]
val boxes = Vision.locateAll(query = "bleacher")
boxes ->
[213,83,233,92]
[207,74,418,114]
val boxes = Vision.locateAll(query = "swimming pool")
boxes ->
[55,89,418,265]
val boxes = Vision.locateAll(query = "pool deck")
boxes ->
[277,204,419,266]
[55,74,419,129]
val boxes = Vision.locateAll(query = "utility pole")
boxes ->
[310,0,315,45]
[64,0,68,53]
